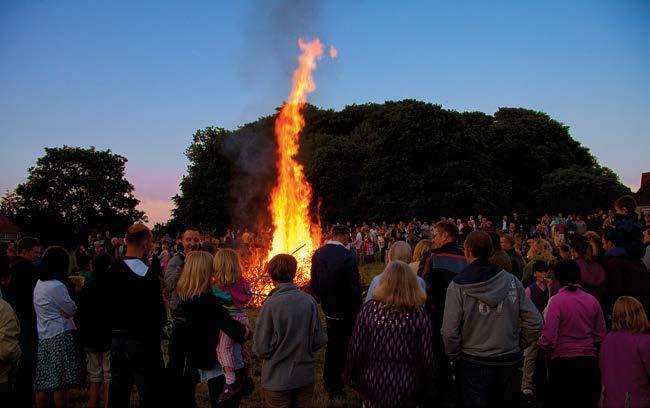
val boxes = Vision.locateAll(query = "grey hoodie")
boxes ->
[441,266,542,364]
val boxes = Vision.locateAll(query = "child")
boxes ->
[211,249,252,402]
[599,296,650,407]
[521,261,560,398]
[252,254,327,406]
[363,236,374,264]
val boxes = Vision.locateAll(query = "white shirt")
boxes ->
[33,279,77,339]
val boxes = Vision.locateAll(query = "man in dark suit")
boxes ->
[310,224,362,398]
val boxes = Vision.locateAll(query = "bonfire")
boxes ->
[245,38,336,306]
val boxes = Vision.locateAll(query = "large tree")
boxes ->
[171,127,233,235]
[167,100,630,234]
[0,146,144,245]
[536,165,631,213]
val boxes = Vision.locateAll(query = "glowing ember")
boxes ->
[245,38,334,306]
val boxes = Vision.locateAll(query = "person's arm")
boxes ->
[440,283,463,357]
[365,276,377,303]
[164,255,182,296]
[592,302,606,345]
[252,302,275,359]
[518,281,543,349]
[213,298,247,343]
[52,283,77,318]
[311,301,327,352]
[638,336,650,378]
[0,302,21,364]
[538,297,560,351]
[346,253,362,313]
[521,263,533,287]
[343,307,366,389]
[418,308,435,388]
[147,261,168,332]
[309,252,320,302]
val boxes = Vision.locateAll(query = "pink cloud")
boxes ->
[138,198,175,226]
[126,165,184,225]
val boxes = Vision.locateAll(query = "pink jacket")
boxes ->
[600,331,650,408]
[538,286,606,359]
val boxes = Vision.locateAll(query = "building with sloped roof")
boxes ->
[0,214,23,242]
[636,172,650,214]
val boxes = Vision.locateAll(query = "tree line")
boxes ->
[0,100,631,243]
[168,100,630,235]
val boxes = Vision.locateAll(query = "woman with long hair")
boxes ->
[538,260,606,408]
[600,296,650,407]
[174,251,248,408]
[345,260,434,407]
[33,246,83,408]
[410,240,432,275]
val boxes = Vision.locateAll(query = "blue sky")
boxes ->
[1,0,648,224]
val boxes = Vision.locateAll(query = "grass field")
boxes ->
[72,262,386,407]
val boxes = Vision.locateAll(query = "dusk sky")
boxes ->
[1,1,648,225]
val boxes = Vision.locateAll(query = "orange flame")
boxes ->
[243,38,333,306]
[266,38,325,281]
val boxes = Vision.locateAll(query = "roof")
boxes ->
[0,214,23,234]
[636,178,650,207]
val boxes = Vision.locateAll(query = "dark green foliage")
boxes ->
[0,146,144,245]
[167,100,629,234]
[171,127,233,235]
[537,165,631,213]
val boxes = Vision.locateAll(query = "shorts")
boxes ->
[86,351,111,383]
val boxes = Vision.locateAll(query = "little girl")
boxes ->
[211,249,252,402]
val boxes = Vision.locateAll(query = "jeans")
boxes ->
[459,360,521,408]
[108,336,164,408]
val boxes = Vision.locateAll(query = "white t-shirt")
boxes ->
[33,279,77,339]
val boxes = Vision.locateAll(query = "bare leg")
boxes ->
[35,391,50,408]
[53,389,68,408]
[103,382,110,408]
[89,382,101,407]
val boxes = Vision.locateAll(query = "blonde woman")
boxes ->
[211,249,252,402]
[173,251,248,408]
[599,296,650,407]
[365,241,426,302]
[410,240,432,275]
[522,238,555,286]
[345,261,434,407]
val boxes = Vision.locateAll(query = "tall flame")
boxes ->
[266,38,326,283]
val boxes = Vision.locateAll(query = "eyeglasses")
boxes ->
[185,237,201,243]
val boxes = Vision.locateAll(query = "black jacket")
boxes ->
[76,277,111,351]
[180,293,246,369]
[310,243,362,319]
[107,258,166,342]
[505,248,524,281]
[4,257,38,345]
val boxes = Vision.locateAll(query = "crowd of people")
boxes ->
[0,194,648,407]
